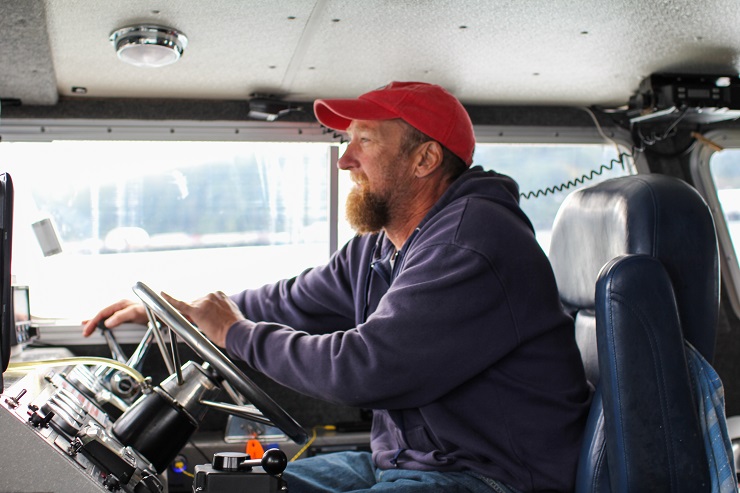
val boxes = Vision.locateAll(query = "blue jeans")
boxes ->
[283,451,520,493]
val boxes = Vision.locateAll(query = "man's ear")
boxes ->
[414,141,444,178]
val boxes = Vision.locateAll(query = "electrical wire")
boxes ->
[290,426,318,461]
[519,152,631,200]
[519,106,636,200]
[582,106,622,158]
[290,425,336,462]
[321,106,639,200]
[320,125,347,144]
[631,107,690,152]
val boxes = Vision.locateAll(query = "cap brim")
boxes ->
[313,98,399,131]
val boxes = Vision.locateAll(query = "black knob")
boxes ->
[261,449,288,476]
[28,409,54,428]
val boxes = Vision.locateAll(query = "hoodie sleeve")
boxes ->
[226,237,526,409]
[229,237,368,334]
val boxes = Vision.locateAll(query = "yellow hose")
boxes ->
[7,357,146,383]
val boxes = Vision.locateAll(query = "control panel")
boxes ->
[0,364,163,493]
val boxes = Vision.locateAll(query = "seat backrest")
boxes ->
[596,254,709,491]
[548,174,720,492]
[550,174,719,366]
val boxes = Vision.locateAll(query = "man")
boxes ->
[83,81,590,492]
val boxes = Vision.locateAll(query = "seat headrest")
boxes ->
[549,174,719,361]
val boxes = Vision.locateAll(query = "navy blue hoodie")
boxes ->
[227,166,590,492]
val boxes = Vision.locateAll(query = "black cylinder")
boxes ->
[112,389,196,473]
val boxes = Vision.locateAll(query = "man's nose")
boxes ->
[337,143,356,170]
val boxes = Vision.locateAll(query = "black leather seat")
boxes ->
[548,174,720,492]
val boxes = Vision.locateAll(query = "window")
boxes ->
[474,143,629,253]
[691,129,740,317]
[1,140,334,319]
[709,148,740,251]
[0,126,632,321]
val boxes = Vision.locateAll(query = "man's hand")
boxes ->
[82,300,148,337]
[161,291,245,348]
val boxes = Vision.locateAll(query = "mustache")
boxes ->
[351,172,369,186]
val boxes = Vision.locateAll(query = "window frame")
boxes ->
[690,129,740,318]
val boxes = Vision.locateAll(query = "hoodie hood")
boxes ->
[419,165,534,233]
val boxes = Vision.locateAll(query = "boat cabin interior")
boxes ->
[2,1,740,492]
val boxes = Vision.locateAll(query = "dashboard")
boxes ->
[0,356,289,493]
[1,362,164,492]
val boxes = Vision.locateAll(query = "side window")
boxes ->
[0,141,334,319]
[474,144,630,253]
[710,149,740,254]
[691,130,740,317]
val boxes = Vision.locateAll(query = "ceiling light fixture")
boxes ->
[109,25,188,68]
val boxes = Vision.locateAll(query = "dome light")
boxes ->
[110,25,188,68]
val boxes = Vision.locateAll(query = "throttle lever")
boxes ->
[94,320,142,401]
[192,449,288,492]
[243,448,288,476]
[213,448,288,476]
[98,320,128,364]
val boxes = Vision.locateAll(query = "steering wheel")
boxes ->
[132,281,309,445]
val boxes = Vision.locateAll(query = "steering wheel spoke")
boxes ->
[132,281,308,444]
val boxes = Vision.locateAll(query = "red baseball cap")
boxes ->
[314,81,475,166]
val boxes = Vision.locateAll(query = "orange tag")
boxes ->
[246,439,264,459]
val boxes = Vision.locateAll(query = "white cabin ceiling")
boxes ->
[1,0,740,108]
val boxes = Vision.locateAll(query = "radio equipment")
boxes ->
[629,73,740,124]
